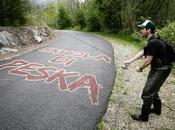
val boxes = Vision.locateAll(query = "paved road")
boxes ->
[0,30,116,130]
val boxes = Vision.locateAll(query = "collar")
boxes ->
[148,34,157,42]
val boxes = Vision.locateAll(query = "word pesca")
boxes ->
[0,59,101,105]
[39,47,111,66]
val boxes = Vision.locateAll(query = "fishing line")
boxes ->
[67,32,175,112]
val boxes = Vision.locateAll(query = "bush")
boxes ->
[158,21,175,49]
[56,6,72,29]
[25,10,47,26]
[86,15,101,32]
[158,21,175,70]
[0,0,30,26]
[72,26,81,31]
[74,9,86,29]
[131,31,142,42]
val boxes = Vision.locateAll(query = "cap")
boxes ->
[137,20,156,30]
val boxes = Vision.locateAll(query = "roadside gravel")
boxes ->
[103,41,175,130]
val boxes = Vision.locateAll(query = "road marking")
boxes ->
[0,59,102,105]
[39,47,111,64]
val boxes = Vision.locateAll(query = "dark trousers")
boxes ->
[140,68,171,117]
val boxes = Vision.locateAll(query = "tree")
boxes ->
[56,5,72,29]
[0,0,30,26]
[137,0,175,27]
[95,0,122,33]
[83,0,101,31]
[74,9,86,28]
[43,3,58,27]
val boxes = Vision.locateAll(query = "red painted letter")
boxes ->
[95,55,111,63]
[49,55,77,67]
[0,60,29,70]
[46,69,80,91]
[68,74,100,105]
[9,63,43,78]
[26,67,57,81]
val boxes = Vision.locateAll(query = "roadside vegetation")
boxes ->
[1,0,174,73]
[1,0,175,47]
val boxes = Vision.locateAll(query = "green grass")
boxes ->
[71,28,146,49]
[171,63,175,75]
[172,69,175,75]
[89,32,146,49]
[98,120,105,130]
[158,128,172,130]
[110,95,117,102]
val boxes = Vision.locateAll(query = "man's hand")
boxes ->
[121,60,132,70]
[124,60,132,66]
[136,55,153,72]
[136,67,142,72]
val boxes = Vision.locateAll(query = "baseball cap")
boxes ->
[137,20,156,30]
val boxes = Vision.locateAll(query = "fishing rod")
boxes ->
[67,32,175,112]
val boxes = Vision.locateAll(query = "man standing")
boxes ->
[124,20,172,122]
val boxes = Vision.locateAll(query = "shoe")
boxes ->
[151,99,161,115]
[131,114,148,122]
[150,108,161,115]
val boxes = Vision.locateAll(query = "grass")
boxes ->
[171,64,175,75]
[88,31,146,49]
[98,120,105,130]
[110,95,117,102]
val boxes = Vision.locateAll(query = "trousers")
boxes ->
[141,68,171,117]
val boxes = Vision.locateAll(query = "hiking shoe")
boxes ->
[131,114,148,122]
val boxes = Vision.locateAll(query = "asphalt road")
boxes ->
[0,30,116,130]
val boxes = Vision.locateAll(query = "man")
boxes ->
[124,20,172,122]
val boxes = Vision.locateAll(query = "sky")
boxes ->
[29,0,58,6]
[30,0,84,5]
[37,0,57,3]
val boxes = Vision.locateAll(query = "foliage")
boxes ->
[74,9,86,29]
[63,0,86,28]
[90,32,145,49]
[138,0,175,28]
[1,0,175,33]
[131,32,142,42]
[98,120,105,130]
[86,14,100,32]
[26,9,47,26]
[43,3,58,27]
[25,3,59,27]
[56,5,72,29]
[0,0,31,26]
[82,0,100,31]
[157,21,175,48]
[95,0,122,33]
